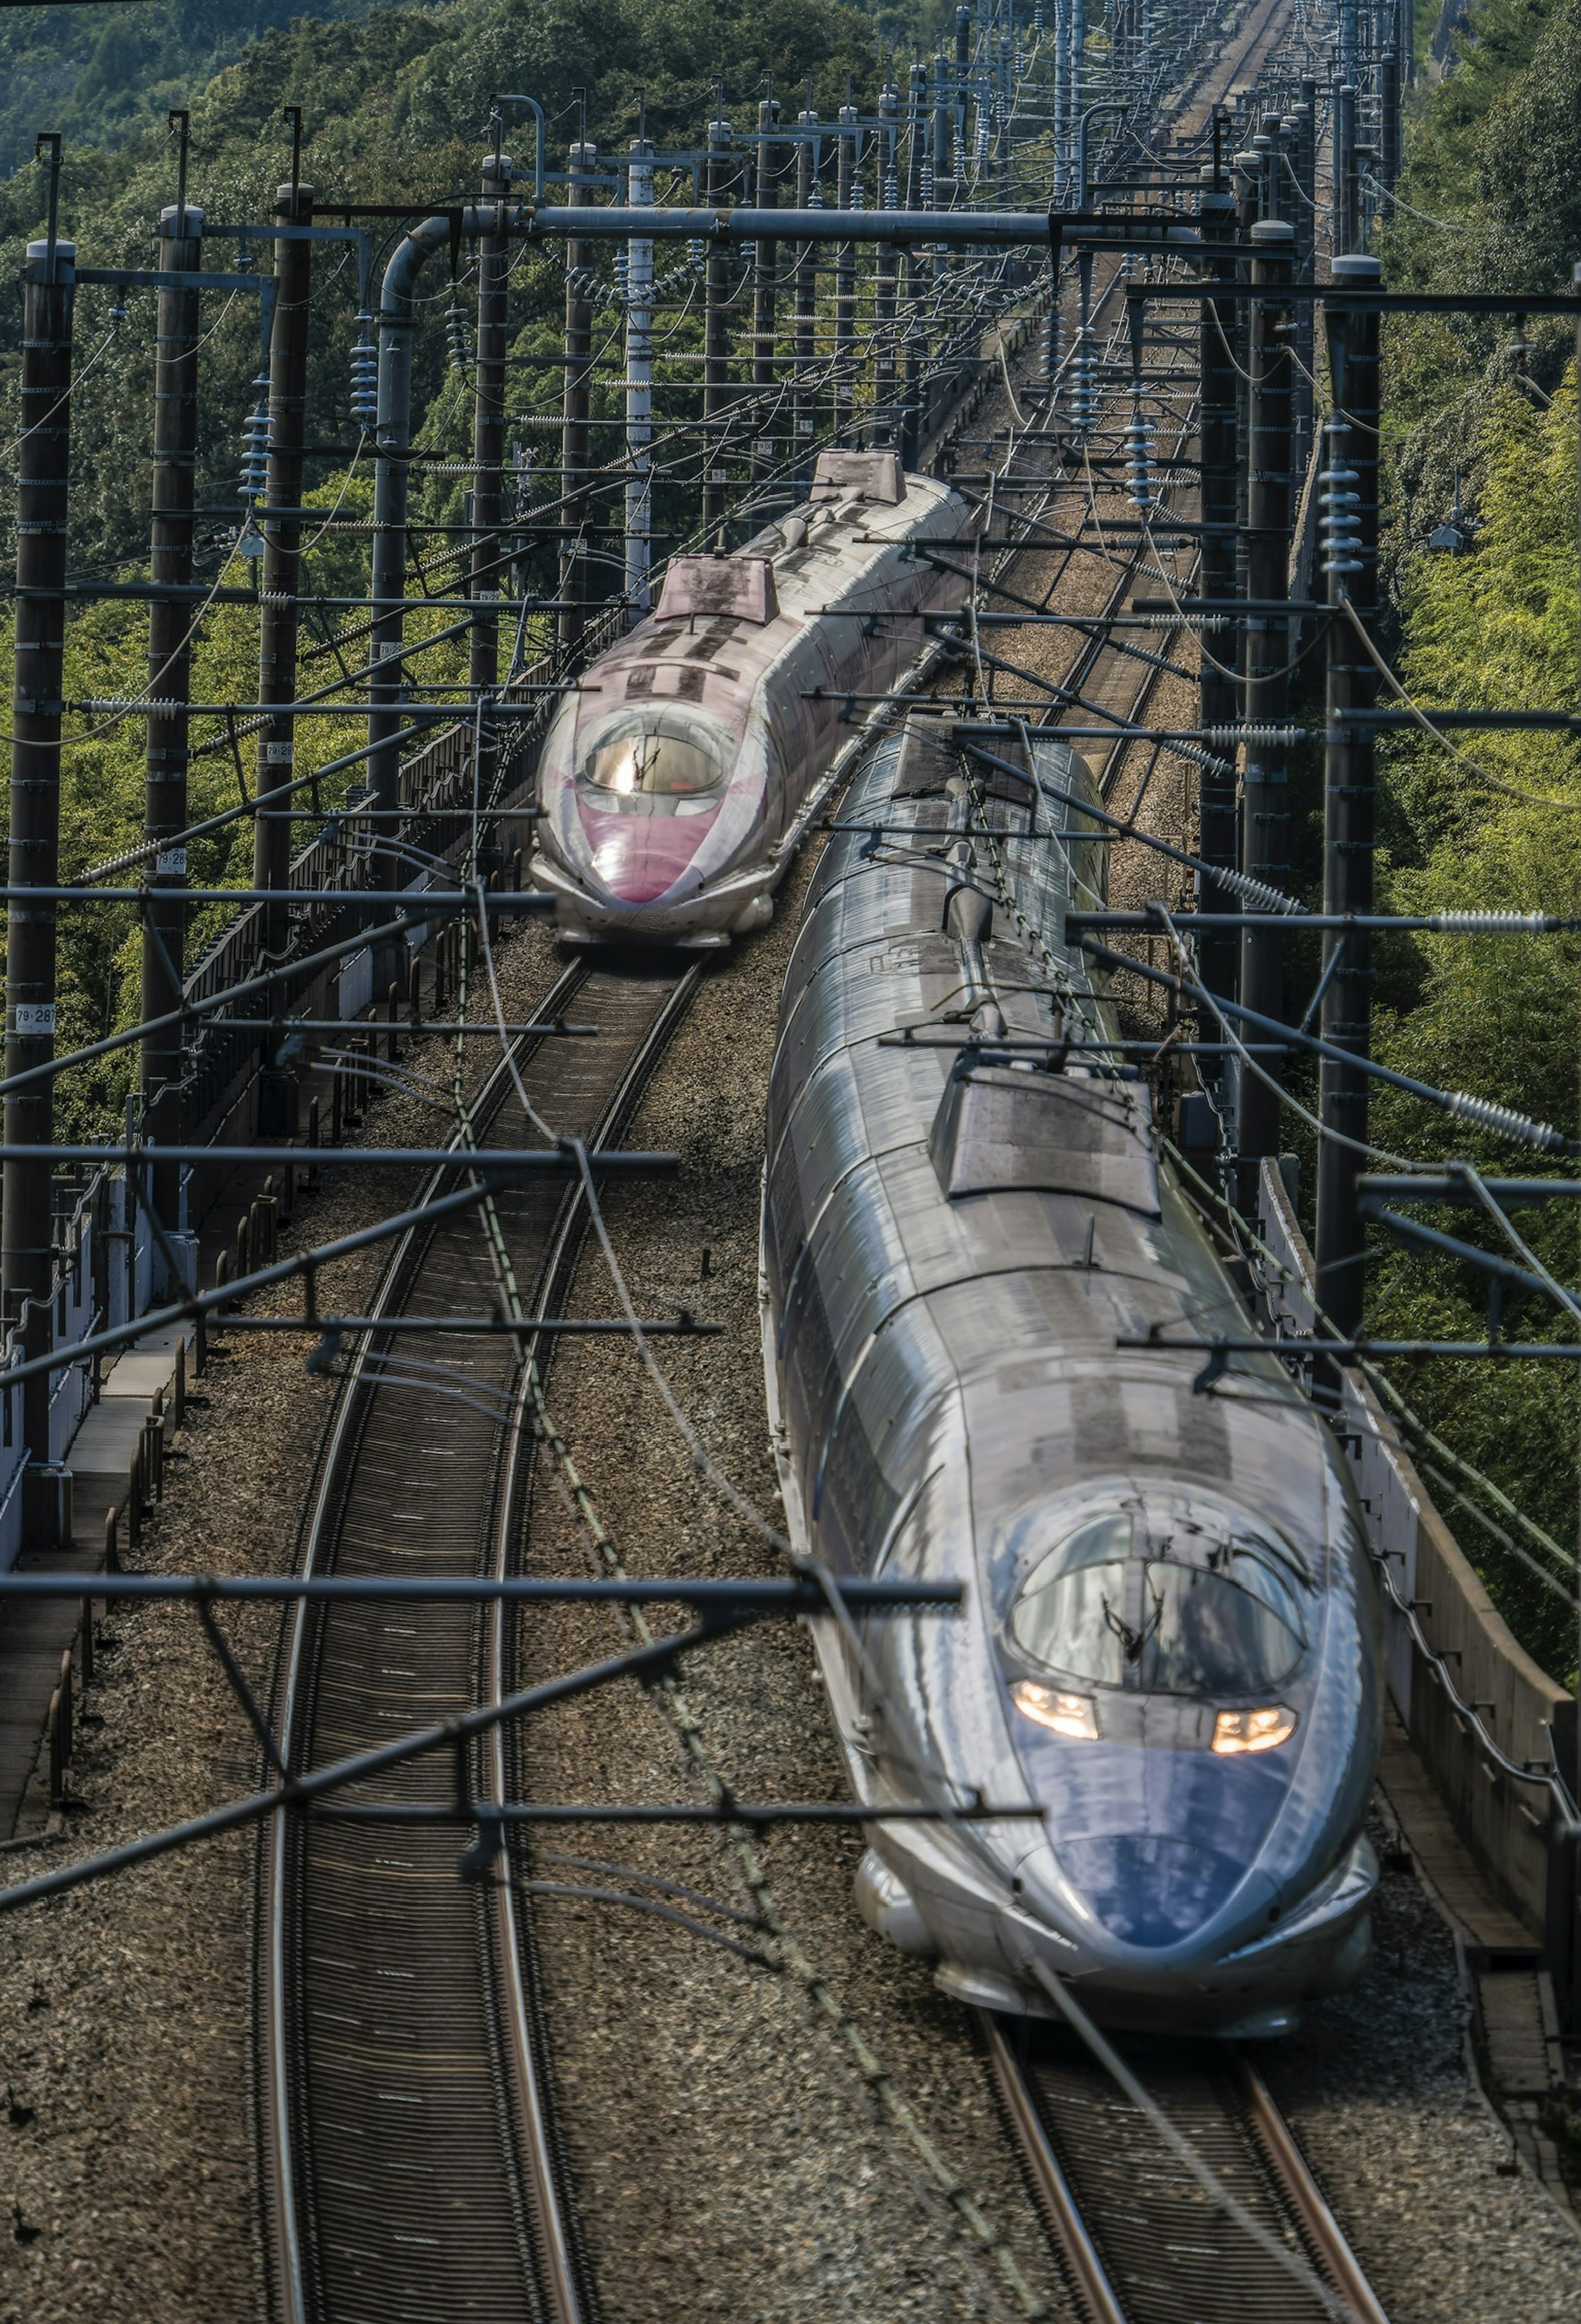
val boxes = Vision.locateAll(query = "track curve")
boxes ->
[258,959,700,2324]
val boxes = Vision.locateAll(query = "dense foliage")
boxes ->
[0,0,887,1145]
[1362,0,1581,1677]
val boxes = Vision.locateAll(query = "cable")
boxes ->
[1339,595,1581,813]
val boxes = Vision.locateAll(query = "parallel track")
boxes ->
[984,2016,1388,2324]
[1171,0,1300,139]
[258,957,700,2324]
[973,25,1378,2324]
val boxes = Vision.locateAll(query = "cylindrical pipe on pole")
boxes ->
[902,62,928,466]
[751,99,780,484]
[142,199,203,1259]
[1196,184,1239,1023]
[873,82,900,447]
[835,105,860,445]
[1231,149,1259,601]
[793,111,819,477]
[933,51,954,209]
[4,229,73,1448]
[955,4,973,186]
[1236,219,1297,1206]
[368,210,460,906]
[1315,254,1383,1377]
[470,150,511,740]
[624,136,654,616]
[702,116,732,537]
[253,179,312,977]
[560,140,596,653]
[1334,82,1357,258]
[1380,0,1402,191]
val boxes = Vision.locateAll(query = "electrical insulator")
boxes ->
[1124,404,1158,509]
[1069,328,1097,433]
[1446,1090,1564,1150]
[688,236,705,273]
[1433,910,1547,934]
[445,301,471,371]
[238,374,270,503]
[613,250,629,302]
[350,319,378,429]
[1319,465,1362,575]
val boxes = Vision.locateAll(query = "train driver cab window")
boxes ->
[1008,1492,1308,1696]
[575,708,730,812]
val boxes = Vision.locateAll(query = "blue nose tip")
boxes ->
[1059,1834,1243,1947]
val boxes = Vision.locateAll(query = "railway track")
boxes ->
[984,2016,1389,2324]
[960,43,1382,2324]
[1171,0,1299,139]
[258,956,700,2324]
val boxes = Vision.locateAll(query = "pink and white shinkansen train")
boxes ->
[530,450,977,945]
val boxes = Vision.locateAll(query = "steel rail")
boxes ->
[483,962,703,2324]
[985,2019,1391,2324]
[260,958,621,2324]
[981,2012,1126,2324]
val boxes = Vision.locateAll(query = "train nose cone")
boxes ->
[1059,1834,1243,1948]
[578,810,716,905]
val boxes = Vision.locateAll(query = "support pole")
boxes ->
[253,179,312,984]
[624,135,654,616]
[702,115,732,537]
[142,196,203,1259]
[1232,148,1259,592]
[1315,254,1383,1376]
[1379,0,1402,191]
[1196,184,1239,1023]
[560,139,595,654]
[835,105,859,445]
[1236,219,1296,1207]
[933,51,954,210]
[793,111,818,479]
[470,148,511,754]
[1334,81,1357,258]
[902,63,928,466]
[4,218,73,1466]
[751,99,780,485]
[873,82,900,447]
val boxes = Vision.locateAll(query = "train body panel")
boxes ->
[531,451,975,945]
[760,713,1383,2033]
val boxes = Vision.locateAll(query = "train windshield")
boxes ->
[576,709,730,801]
[1009,1499,1308,1695]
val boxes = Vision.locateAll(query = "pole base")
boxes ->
[22,1462,72,1552]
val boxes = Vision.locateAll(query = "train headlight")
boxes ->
[1011,1681,1098,1739]
[1212,1706,1297,1754]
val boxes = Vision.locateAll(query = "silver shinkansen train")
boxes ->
[759,713,1382,2034]
[531,451,976,945]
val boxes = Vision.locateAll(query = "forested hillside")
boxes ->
[0,0,422,175]
[1363,0,1581,1677]
[0,0,888,1144]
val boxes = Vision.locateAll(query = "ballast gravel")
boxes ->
[3,495,1579,2324]
[0,919,563,2324]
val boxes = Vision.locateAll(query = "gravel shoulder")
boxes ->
[3,440,1578,2323]
[1262,1822,1581,2323]
[0,919,563,2324]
